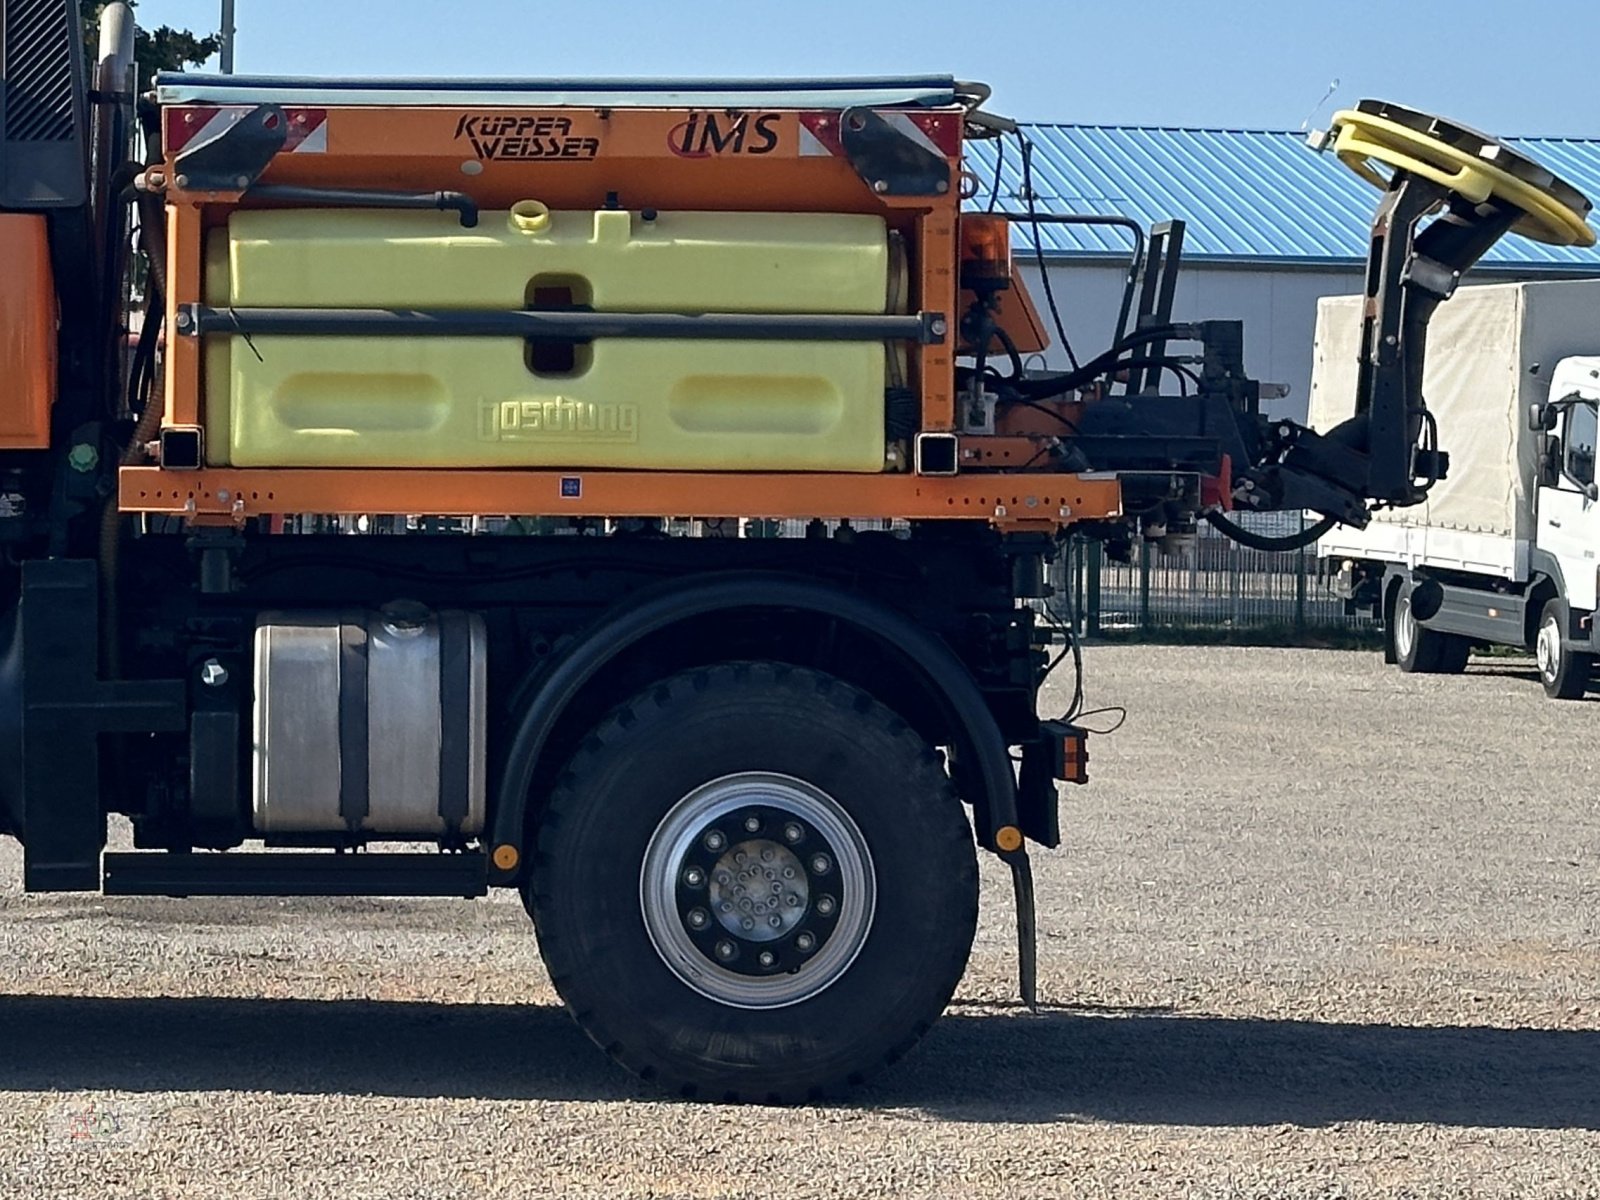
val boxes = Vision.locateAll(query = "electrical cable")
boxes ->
[1042,537,1128,734]
[1073,705,1128,735]
[1019,133,1080,370]
[1031,538,1084,720]
[1059,537,1085,720]
[986,133,1005,213]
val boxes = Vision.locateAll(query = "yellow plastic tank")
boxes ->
[219,334,886,470]
[205,206,892,471]
[225,206,890,313]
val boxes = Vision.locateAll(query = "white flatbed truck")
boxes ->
[1314,279,1600,698]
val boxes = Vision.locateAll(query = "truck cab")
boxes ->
[1529,357,1600,690]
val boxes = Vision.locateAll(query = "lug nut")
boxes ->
[810,854,832,875]
[704,831,726,852]
[783,823,804,844]
[816,895,836,916]
[744,815,762,833]
[715,940,737,961]
[796,932,816,952]
[758,950,777,967]
[686,908,709,929]
[683,867,705,887]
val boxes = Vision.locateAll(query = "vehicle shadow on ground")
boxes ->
[1,993,1595,1129]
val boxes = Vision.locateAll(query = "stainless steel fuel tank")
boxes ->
[253,605,487,836]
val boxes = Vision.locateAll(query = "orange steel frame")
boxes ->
[133,101,1121,530]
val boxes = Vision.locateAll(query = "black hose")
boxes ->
[249,185,480,228]
[125,295,159,416]
[1019,135,1079,370]
[1004,324,1184,400]
[986,133,1005,213]
[1204,510,1337,552]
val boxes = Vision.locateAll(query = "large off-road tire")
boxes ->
[528,661,979,1101]
[1536,597,1593,700]
[1392,582,1468,673]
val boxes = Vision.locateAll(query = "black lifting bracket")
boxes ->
[9,560,186,891]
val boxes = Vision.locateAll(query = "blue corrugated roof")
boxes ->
[965,125,1600,269]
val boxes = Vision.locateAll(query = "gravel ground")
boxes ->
[2,644,1598,1198]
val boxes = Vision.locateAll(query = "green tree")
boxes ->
[80,1,220,87]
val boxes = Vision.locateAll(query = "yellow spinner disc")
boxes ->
[1329,101,1595,248]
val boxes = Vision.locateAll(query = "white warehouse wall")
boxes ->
[1014,261,1363,423]
[1016,261,1594,426]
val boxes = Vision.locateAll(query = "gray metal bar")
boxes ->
[180,305,942,343]
[1085,540,1101,637]
[156,73,960,110]
[219,0,236,74]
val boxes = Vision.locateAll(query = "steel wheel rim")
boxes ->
[1538,615,1561,680]
[640,772,876,1010]
[1395,594,1416,660]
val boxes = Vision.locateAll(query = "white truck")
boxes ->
[1313,279,1600,699]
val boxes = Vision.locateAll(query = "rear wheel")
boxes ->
[1393,585,1438,672]
[1392,581,1470,674]
[1536,598,1593,699]
[528,661,979,1101]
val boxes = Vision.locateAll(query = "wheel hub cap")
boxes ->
[707,838,810,942]
[1538,617,1560,678]
[1395,596,1415,658]
[641,773,875,1009]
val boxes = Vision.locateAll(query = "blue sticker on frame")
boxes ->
[560,477,582,499]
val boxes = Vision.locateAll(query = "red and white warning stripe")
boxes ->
[799,110,960,158]
[165,106,328,155]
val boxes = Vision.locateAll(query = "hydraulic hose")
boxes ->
[1204,510,1337,552]
[248,185,480,228]
[1003,325,1185,400]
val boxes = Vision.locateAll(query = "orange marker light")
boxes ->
[492,844,520,871]
[1060,729,1089,786]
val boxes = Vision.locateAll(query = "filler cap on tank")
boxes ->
[378,599,432,634]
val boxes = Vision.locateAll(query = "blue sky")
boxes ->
[135,1,1600,136]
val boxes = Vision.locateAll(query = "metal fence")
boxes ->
[1052,511,1376,637]
[344,513,1369,640]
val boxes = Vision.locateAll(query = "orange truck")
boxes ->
[0,1,1589,1097]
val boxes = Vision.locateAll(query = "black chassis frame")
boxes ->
[0,524,1062,896]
